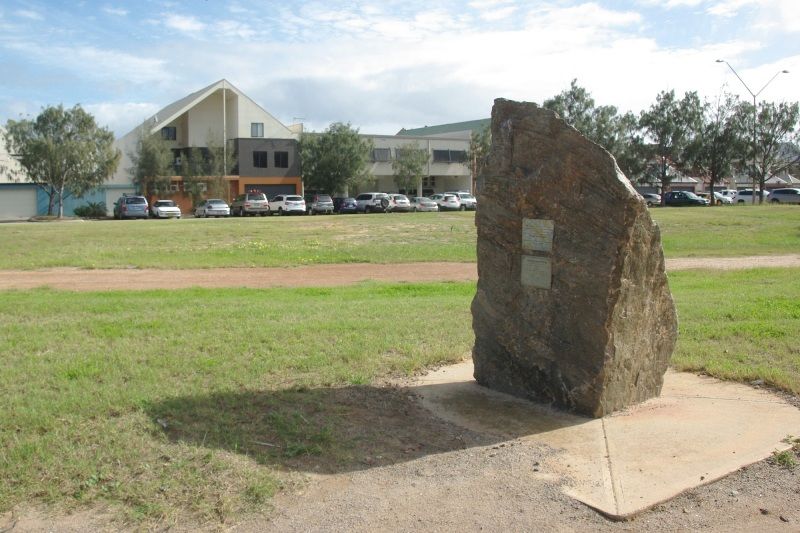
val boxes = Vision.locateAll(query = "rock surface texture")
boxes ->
[471,99,678,418]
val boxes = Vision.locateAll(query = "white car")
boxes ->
[194,199,230,218]
[713,192,733,205]
[268,194,306,215]
[387,194,412,212]
[429,193,462,211]
[410,197,439,212]
[732,189,769,204]
[355,192,390,213]
[150,199,182,218]
[444,191,477,210]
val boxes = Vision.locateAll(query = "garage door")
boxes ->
[251,184,297,199]
[0,187,37,218]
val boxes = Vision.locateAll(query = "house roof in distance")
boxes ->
[396,118,490,139]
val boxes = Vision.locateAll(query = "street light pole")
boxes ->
[716,60,789,204]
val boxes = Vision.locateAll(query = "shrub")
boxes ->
[73,202,108,218]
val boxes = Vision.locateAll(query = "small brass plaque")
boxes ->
[522,219,554,253]
[521,256,552,289]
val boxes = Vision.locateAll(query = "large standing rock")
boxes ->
[471,99,678,418]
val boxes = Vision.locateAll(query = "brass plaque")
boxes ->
[521,256,551,289]
[522,219,554,253]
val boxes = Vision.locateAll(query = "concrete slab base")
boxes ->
[412,361,800,519]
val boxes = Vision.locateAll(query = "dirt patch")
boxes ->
[2,255,799,292]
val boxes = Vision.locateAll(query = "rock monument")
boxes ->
[471,98,678,418]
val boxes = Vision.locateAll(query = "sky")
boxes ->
[0,0,798,138]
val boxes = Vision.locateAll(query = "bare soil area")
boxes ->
[3,255,800,532]
[1,255,799,291]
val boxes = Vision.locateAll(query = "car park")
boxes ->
[732,189,769,204]
[113,194,149,219]
[640,193,661,207]
[429,193,462,211]
[333,197,358,214]
[268,194,306,215]
[356,192,390,213]
[663,191,709,207]
[194,199,230,218]
[445,191,477,210]
[150,199,181,218]
[410,197,438,212]
[387,194,412,212]
[304,194,335,215]
[768,188,800,204]
[230,192,269,216]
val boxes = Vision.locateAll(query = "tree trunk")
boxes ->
[58,184,65,219]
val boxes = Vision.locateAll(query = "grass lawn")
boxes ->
[2,269,799,524]
[0,205,797,269]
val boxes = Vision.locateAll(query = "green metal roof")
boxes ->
[396,118,490,137]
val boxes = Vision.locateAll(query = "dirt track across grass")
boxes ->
[1,255,799,291]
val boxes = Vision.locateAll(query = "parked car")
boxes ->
[194,199,230,218]
[429,193,462,211]
[333,197,358,214]
[640,193,661,207]
[268,194,306,215]
[230,192,269,216]
[718,189,737,200]
[410,196,439,212]
[733,189,769,204]
[387,194,412,212]
[304,193,335,215]
[768,188,800,204]
[445,191,477,210]
[696,192,732,205]
[113,194,149,219]
[355,192,390,213]
[150,199,181,218]
[663,191,709,207]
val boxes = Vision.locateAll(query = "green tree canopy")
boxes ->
[737,101,800,202]
[3,104,120,217]
[684,93,744,203]
[639,90,704,198]
[392,141,429,193]
[129,124,174,197]
[543,79,644,179]
[466,125,491,191]
[299,122,373,194]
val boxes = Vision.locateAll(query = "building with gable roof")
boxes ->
[112,79,303,214]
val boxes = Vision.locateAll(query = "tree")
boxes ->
[3,104,120,217]
[466,125,491,192]
[299,122,373,194]
[683,93,744,204]
[129,124,174,197]
[392,141,429,193]
[639,90,704,201]
[543,79,645,180]
[737,101,799,203]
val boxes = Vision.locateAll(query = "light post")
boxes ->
[716,60,789,203]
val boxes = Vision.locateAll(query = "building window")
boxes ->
[161,127,177,140]
[251,122,264,137]
[372,148,391,161]
[423,176,436,188]
[169,182,180,192]
[253,151,268,168]
[274,151,289,168]
[433,149,467,163]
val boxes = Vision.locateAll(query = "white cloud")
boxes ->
[84,102,160,133]
[103,6,129,16]
[164,14,205,33]
[14,9,43,20]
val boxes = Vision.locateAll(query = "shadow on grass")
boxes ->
[145,383,588,474]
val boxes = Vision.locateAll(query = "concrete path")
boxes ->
[413,361,800,519]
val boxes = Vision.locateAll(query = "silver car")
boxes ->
[268,194,306,215]
[230,192,269,216]
[445,191,477,210]
[410,197,439,212]
[769,188,800,204]
[194,199,230,218]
